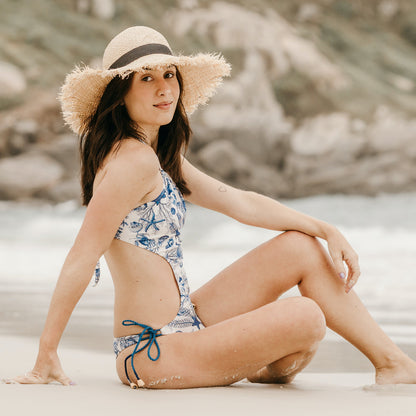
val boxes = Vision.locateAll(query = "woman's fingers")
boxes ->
[55,374,76,386]
[3,351,75,386]
[4,371,75,386]
[329,247,360,293]
[327,228,361,294]
[344,251,360,293]
[7,371,46,384]
[331,251,347,281]
[327,244,346,280]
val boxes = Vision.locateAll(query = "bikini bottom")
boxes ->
[114,305,204,388]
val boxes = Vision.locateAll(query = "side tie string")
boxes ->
[122,320,162,386]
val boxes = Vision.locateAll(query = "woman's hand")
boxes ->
[324,225,361,293]
[5,349,74,386]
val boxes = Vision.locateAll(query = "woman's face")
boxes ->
[123,66,180,136]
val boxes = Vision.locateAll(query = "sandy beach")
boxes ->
[2,333,416,416]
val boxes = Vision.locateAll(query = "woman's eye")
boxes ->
[141,76,152,82]
[165,72,175,79]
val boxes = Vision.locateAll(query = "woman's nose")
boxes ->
[156,78,170,96]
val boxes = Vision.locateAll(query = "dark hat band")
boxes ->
[108,43,173,69]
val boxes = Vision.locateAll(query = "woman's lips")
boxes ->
[154,101,173,110]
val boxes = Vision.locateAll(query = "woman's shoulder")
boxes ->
[115,138,158,163]
[107,139,159,174]
[95,139,160,193]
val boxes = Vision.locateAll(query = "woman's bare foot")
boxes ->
[376,356,416,385]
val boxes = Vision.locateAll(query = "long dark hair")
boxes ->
[79,70,191,205]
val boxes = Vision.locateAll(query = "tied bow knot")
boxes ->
[122,320,163,386]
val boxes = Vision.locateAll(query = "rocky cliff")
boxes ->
[0,0,415,203]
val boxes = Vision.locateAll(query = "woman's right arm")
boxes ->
[9,144,160,385]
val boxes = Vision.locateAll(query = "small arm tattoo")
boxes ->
[218,185,227,192]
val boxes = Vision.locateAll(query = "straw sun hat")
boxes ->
[59,26,231,135]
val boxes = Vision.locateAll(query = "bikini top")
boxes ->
[93,168,186,285]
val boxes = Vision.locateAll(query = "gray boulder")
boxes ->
[37,178,81,203]
[367,106,416,153]
[0,62,26,97]
[38,134,79,174]
[77,0,115,20]
[7,119,39,155]
[91,0,115,20]
[0,152,64,200]
[195,49,292,163]
[245,165,291,198]
[197,140,251,179]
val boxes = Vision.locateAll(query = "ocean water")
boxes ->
[0,193,415,345]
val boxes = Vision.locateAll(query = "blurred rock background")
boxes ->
[0,0,415,204]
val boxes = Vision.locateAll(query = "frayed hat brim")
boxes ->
[59,53,231,135]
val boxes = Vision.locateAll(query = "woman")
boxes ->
[10,26,416,389]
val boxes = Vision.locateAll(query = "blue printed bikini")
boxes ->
[94,168,204,387]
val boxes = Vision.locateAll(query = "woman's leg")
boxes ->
[116,296,326,389]
[191,231,416,384]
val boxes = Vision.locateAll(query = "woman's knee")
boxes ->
[276,231,328,270]
[302,297,326,342]
[280,297,326,344]
[279,231,320,252]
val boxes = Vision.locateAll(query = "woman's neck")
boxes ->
[140,125,159,151]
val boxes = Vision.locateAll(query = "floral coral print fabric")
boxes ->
[110,169,204,356]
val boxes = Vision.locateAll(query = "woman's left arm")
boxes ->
[182,157,360,292]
